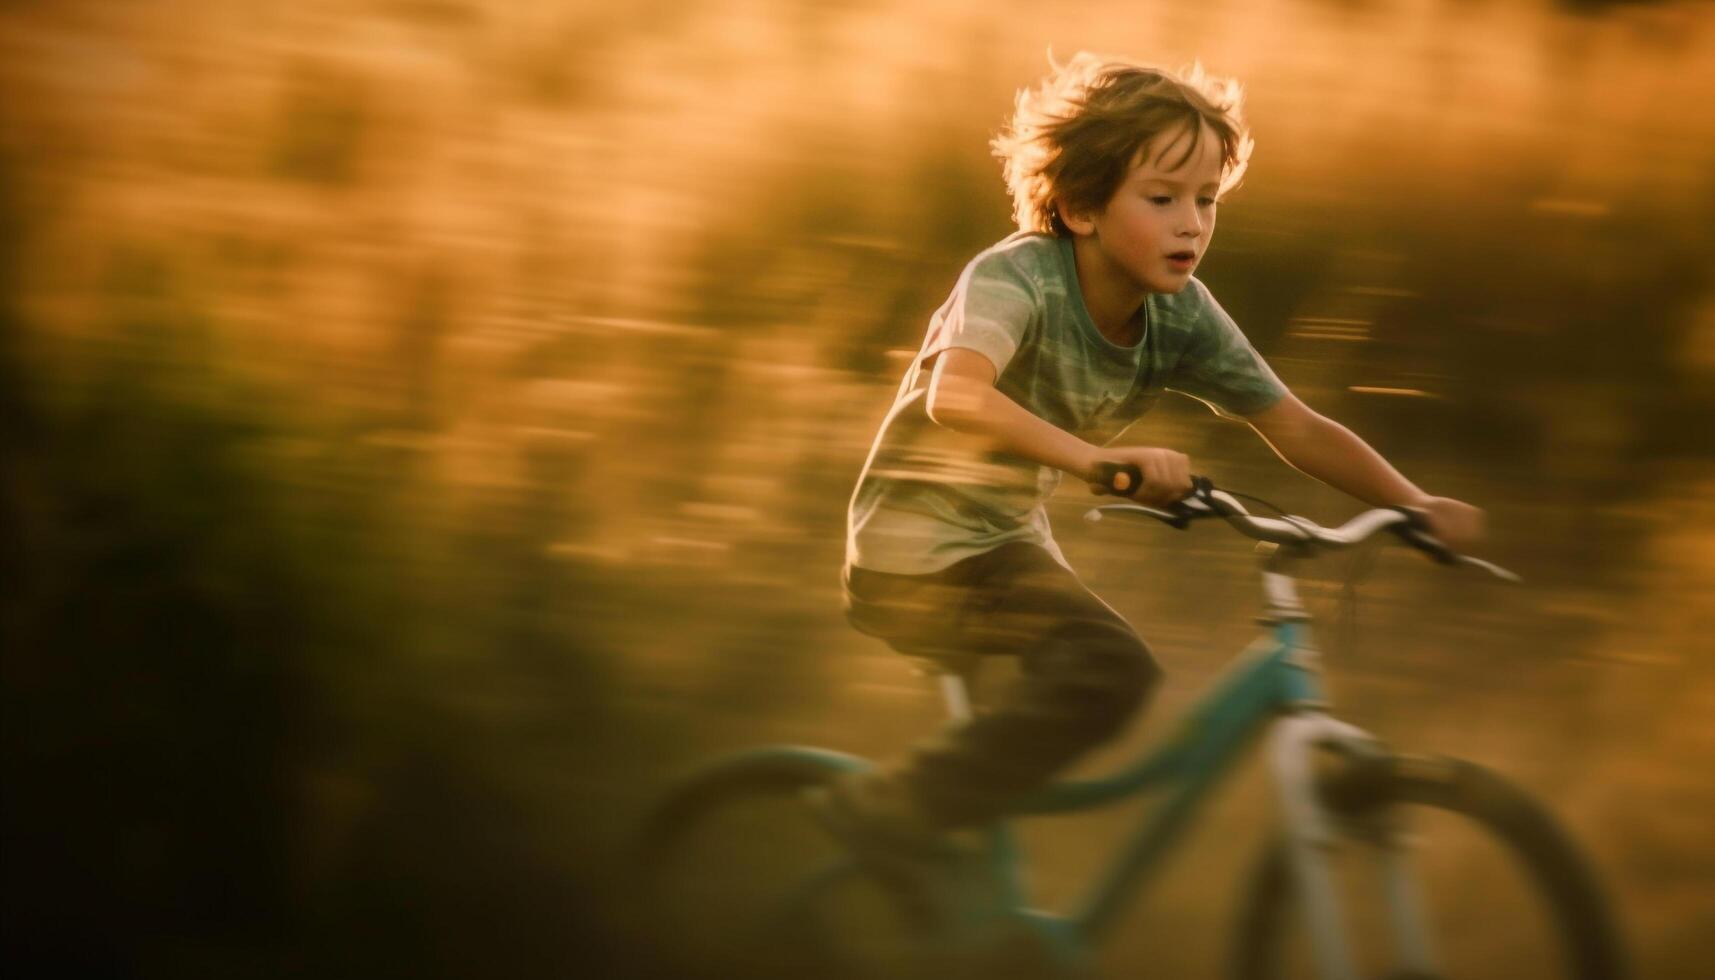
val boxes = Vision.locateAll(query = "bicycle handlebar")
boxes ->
[1085,466,1519,582]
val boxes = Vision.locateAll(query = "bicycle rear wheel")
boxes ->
[1232,754,1624,980]
[636,752,947,980]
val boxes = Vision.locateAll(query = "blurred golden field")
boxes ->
[3,0,1713,977]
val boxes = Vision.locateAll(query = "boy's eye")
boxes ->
[1197,197,1217,207]
[1148,195,1173,206]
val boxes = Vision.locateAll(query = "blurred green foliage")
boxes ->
[0,160,654,978]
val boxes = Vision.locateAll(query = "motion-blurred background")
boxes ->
[3,0,1712,977]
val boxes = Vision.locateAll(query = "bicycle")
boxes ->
[637,476,1625,980]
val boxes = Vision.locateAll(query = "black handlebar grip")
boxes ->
[1093,462,1145,497]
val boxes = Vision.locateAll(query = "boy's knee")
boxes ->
[1035,625,1161,732]
[1095,634,1160,723]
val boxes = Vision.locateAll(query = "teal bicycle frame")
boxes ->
[1010,618,1328,945]
[692,541,1420,980]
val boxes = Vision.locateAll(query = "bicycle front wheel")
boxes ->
[635,751,947,980]
[1232,754,1625,980]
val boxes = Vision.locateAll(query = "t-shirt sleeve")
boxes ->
[920,250,1036,376]
[1167,281,1288,418]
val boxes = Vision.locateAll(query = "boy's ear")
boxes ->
[1056,198,1096,236]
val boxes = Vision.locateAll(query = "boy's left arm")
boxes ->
[1245,393,1485,551]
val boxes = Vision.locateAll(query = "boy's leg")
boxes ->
[843,543,1161,831]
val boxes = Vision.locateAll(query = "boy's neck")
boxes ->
[1070,235,1149,344]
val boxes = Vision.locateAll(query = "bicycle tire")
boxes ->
[1231,753,1625,980]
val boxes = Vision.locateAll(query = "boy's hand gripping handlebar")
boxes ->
[1092,461,1209,529]
[1086,464,1519,581]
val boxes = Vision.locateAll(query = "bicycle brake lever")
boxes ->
[1391,512,1520,582]
[1456,555,1522,583]
[1084,503,1187,526]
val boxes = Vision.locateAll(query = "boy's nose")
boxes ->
[1176,206,1203,237]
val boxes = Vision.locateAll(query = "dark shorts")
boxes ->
[841,542,1162,826]
[844,541,1142,668]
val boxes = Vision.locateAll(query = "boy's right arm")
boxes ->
[925,348,1192,505]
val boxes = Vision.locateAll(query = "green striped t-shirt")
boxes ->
[846,232,1286,575]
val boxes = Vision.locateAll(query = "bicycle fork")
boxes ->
[1268,712,1441,980]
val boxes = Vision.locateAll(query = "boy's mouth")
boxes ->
[1166,250,1197,266]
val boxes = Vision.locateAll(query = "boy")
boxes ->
[832,54,1482,849]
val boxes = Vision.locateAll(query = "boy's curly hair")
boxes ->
[993,52,1255,236]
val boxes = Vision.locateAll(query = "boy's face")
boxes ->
[1068,121,1224,294]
